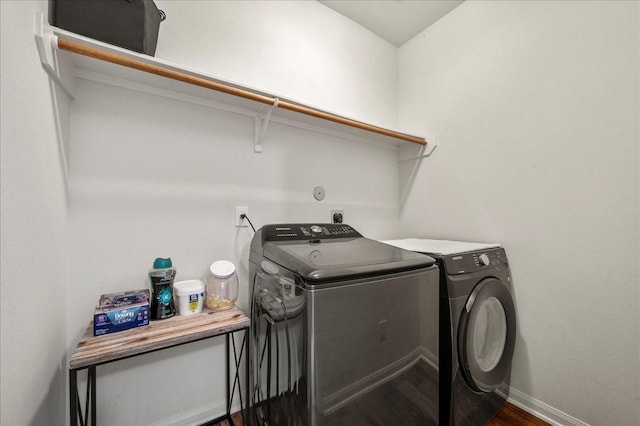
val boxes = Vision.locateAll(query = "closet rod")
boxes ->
[56,37,427,146]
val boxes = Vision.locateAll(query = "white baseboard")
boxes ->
[508,387,590,426]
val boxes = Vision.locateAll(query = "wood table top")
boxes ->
[69,306,250,370]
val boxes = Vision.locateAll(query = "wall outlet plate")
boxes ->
[331,210,344,224]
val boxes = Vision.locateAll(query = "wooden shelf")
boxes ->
[69,306,249,370]
[68,305,249,426]
[50,27,427,149]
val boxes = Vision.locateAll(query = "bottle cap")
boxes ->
[153,257,173,269]
[209,260,235,278]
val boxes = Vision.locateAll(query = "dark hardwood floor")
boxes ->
[210,412,243,426]
[212,402,549,426]
[486,402,550,426]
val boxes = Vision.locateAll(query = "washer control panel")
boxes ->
[263,223,362,241]
[444,248,507,275]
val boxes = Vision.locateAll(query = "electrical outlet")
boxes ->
[236,206,249,227]
[331,210,344,224]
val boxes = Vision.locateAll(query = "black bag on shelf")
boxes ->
[48,0,166,56]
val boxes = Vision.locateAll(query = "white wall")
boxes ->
[0,1,69,425]
[398,1,639,425]
[65,2,401,424]
[155,0,398,130]
[3,1,638,425]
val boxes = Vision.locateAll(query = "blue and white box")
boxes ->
[93,294,150,336]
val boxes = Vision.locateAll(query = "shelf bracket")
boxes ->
[34,13,74,99]
[397,135,438,162]
[254,98,279,153]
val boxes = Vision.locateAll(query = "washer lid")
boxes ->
[381,238,500,256]
[258,225,436,283]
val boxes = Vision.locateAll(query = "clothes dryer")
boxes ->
[383,239,516,426]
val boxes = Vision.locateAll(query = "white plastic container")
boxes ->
[173,279,205,316]
[204,260,239,311]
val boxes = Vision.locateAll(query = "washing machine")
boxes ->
[248,224,441,425]
[382,239,517,426]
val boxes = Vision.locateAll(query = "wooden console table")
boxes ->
[69,306,250,426]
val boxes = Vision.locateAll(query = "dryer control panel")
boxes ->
[262,223,362,242]
[443,248,507,275]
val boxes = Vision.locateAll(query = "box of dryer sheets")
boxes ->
[93,289,150,336]
[98,289,149,308]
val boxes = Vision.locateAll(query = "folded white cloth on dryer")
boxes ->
[381,238,501,256]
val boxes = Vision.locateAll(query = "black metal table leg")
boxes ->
[70,367,96,426]
[70,369,78,426]
[230,331,247,425]
[226,333,232,425]
[201,329,248,426]
[229,330,247,425]
[245,329,249,426]
[89,366,96,425]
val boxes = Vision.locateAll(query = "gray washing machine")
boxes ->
[382,239,517,426]
[248,224,440,425]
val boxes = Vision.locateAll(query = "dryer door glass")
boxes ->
[458,278,516,393]
[472,296,507,372]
